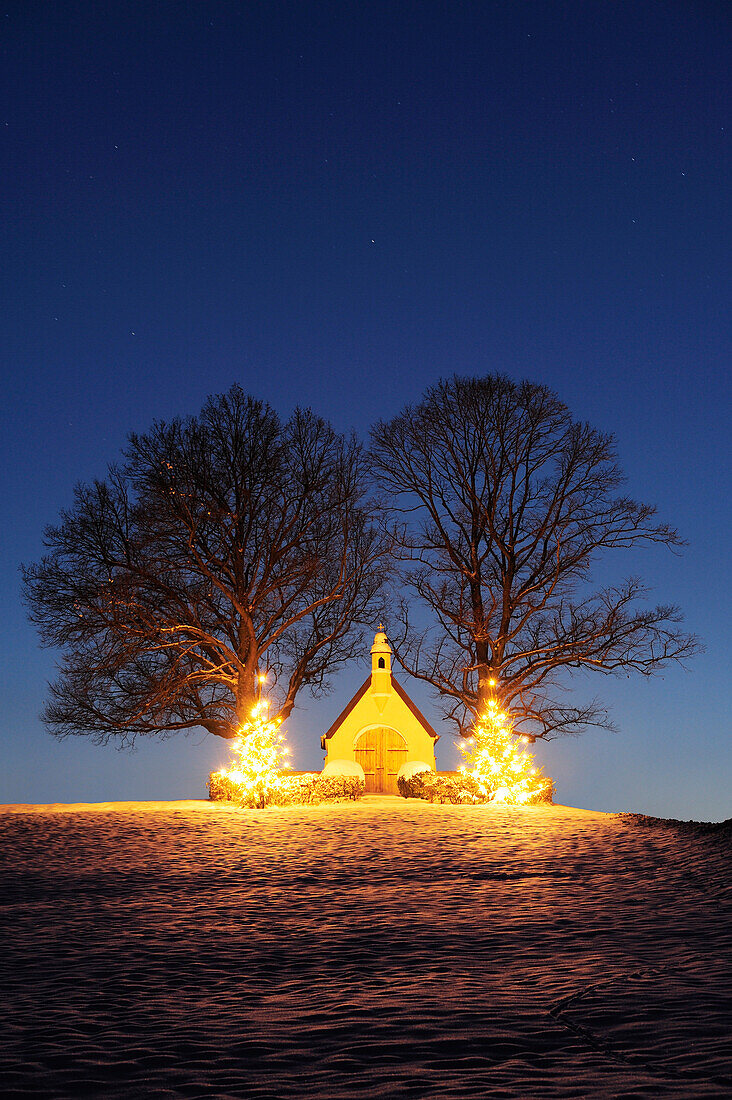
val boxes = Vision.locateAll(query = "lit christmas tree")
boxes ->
[212,695,291,808]
[459,681,553,804]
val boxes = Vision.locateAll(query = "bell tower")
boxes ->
[370,627,392,711]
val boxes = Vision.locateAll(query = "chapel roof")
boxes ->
[322,674,439,741]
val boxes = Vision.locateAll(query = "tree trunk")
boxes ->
[234,616,259,733]
[476,664,493,716]
[235,690,257,731]
[471,575,494,718]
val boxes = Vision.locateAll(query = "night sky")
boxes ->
[2,1,729,817]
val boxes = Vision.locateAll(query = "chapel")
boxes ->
[321,630,439,794]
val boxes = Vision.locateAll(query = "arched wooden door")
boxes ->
[355,728,407,794]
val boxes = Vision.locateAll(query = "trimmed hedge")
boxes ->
[306,774,365,803]
[397,770,554,805]
[207,772,244,803]
[208,771,364,808]
[523,781,554,805]
[397,771,487,804]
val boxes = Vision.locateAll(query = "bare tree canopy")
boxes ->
[23,386,387,743]
[371,374,700,739]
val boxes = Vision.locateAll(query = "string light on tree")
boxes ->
[459,679,553,804]
[211,681,291,808]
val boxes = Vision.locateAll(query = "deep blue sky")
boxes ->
[1,1,729,817]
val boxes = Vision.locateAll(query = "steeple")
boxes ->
[370,624,392,675]
[370,627,392,712]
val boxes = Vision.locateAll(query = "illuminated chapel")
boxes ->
[321,630,438,794]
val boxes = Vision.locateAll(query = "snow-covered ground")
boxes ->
[0,798,729,1097]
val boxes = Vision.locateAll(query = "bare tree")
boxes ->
[371,374,700,740]
[23,386,387,743]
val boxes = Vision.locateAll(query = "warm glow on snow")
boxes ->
[459,686,553,805]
